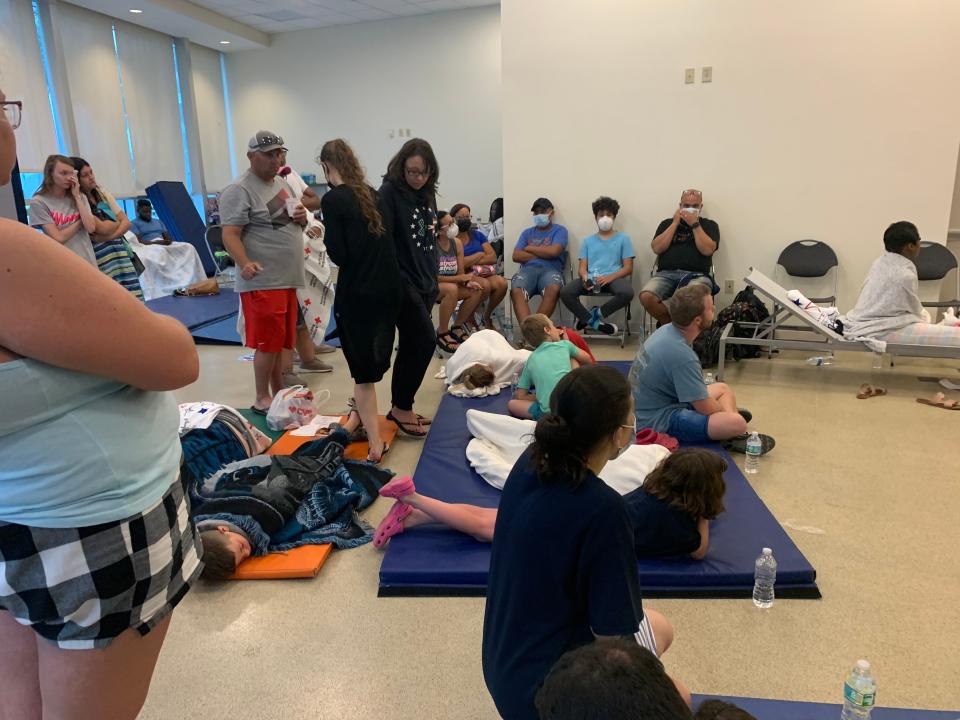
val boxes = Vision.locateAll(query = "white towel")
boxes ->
[442,330,531,397]
[464,410,669,494]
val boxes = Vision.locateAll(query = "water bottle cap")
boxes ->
[762,547,772,555]
[856,659,870,670]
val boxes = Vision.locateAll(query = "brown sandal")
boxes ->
[856,384,887,399]
[916,392,960,410]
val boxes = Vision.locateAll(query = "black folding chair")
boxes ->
[915,241,960,312]
[775,240,839,304]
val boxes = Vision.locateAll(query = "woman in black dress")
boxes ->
[378,139,441,437]
[318,139,402,462]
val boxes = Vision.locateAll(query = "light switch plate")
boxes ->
[685,68,695,84]
[702,66,713,83]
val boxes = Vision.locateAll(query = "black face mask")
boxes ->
[456,218,472,233]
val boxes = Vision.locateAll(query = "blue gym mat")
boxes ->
[191,315,242,345]
[145,181,218,276]
[378,362,819,598]
[145,289,238,335]
[691,694,958,719]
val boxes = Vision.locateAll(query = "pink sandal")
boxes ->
[373,501,412,549]
[379,475,415,499]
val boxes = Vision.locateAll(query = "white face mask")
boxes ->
[597,216,614,232]
[445,223,459,240]
[611,417,637,460]
[681,206,700,216]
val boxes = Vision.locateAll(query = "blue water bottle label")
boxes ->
[844,682,876,707]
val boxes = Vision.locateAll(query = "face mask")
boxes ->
[445,224,459,240]
[681,206,700,216]
[611,417,637,460]
[533,213,550,228]
[456,217,472,234]
[597,216,614,232]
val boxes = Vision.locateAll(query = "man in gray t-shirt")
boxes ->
[220,130,308,412]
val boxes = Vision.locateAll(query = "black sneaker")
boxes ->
[575,319,589,331]
[598,321,618,335]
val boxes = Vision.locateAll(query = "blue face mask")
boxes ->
[533,213,550,228]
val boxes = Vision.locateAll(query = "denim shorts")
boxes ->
[666,408,710,443]
[512,265,565,298]
[640,270,714,301]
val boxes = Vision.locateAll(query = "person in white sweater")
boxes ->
[843,221,960,347]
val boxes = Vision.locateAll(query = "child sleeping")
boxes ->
[374,448,727,562]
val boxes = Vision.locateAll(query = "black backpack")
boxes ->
[692,287,770,367]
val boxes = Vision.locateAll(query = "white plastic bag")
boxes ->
[266,386,331,431]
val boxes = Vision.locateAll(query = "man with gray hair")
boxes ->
[639,189,720,325]
[629,284,747,443]
[220,131,308,413]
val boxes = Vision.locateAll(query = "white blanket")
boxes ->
[126,231,206,301]
[465,410,669,495]
[442,330,531,397]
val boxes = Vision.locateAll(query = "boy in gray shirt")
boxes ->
[220,131,307,413]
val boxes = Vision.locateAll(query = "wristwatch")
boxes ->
[690,221,701,230]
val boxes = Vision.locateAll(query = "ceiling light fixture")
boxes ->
[220,40,231,44]
[129,8,143,13]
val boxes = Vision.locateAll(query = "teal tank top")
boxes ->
[0,358,181,528]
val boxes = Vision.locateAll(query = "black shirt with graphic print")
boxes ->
[378,178,438,296]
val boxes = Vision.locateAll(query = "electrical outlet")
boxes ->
[724,279,735,294]
[684,68,695,84]
[702,66,713,83]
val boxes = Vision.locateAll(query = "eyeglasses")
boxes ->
[2,101,22,130]
[682,188,702,198]
[404,167,429,178]
[251,134,284,149]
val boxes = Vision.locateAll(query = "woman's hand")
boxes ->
[466,280,483,291]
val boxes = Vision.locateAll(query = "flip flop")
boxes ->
[367,442,390,464]
[386,411,428,438]
[249,405,268,416]
[373,501,412,549]
[916,392,960,410]
[436,332,460,353]
[738,408,753,423]
[379,475,415,499]
[724,433,776,455]
[416,414,433,426]
[857,384,888,399]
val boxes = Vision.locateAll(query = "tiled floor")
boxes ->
[139,337,960,719]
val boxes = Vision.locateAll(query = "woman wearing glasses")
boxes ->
[378,138,442,437]
[0,91,202,720]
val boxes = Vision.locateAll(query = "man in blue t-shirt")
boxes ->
[629,284,747,443]
[560,196,635,336]
[130,199,172,245]
[511,197,568,323]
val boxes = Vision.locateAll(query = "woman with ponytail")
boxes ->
[318,139,402,462]
[481,364,681,720]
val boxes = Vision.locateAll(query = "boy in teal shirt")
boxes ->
[508,314,596,419]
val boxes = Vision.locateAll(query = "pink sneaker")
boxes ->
[379,475,415,499]
[373,501,412,549]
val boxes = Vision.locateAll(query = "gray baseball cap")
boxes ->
[248,130,287,153]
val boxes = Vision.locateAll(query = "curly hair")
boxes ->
[199,531,239,580]
[460,363,495,389]
[643,448,727,520]
[592,195,620,218]
[319,139,385,236]
[384,137,439,200]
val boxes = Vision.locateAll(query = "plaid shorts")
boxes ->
[0,478,203,649]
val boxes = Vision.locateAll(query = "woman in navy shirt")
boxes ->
[482,364,682,720]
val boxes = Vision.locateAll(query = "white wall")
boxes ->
[226,5,502,218]
[501,0,960,313]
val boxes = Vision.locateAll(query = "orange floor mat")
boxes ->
[228,543,333,580]
[266,415,397,460]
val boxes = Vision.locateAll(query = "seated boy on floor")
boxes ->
[508,313,595,419]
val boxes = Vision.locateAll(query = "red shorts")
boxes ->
[240,288,298,353]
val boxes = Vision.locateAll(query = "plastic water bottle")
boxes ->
[703,372,715,385]
[806,356,834,366]
[842,660,877,719]
[752,547,776,608]
[510,372,519,396]
[744,431,762,474]
[589,271,601,294]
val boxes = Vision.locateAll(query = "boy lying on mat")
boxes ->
[508,314,596,419]
[190,428,392,579]
[374,448,727,562]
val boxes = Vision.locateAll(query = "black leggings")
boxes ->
[391,283,438,411]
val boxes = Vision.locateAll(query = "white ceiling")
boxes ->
[66,0,498,52]
[190,0,498,34]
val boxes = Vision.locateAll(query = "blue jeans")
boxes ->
[666,408,710,443]
[512,264,564,298]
